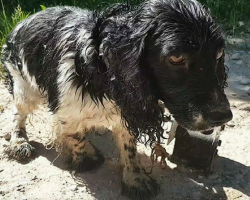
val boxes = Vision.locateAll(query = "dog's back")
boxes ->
[1,4,124,169]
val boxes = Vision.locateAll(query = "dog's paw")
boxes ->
[65,143,105,172]
[5,141,35,160]
[121,170,160,200]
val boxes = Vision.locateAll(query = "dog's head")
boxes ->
[158,0,232,131]
[102,0,232,140]
[139,0,232,131]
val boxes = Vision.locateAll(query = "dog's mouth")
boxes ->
[159,100,227,135]
[176,122,216,136]
[201,129,214,135]
[170,115,218,135]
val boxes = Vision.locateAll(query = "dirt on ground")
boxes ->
[0,48,250,200]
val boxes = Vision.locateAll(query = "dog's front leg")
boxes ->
[113,127,159,200]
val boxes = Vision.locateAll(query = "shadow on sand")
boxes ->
[26,131,250,200]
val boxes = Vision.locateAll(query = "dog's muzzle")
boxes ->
[207,107,233,127]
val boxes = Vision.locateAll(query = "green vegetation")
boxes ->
[199,0,250,35]
[0,2,30,48]
[0,0,250,79]
[0,0,142,12]
[0,0,30,78]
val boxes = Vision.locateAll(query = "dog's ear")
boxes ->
[102,23,164,144]
[102,22,154,78]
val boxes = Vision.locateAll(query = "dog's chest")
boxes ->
[56,90,122,133]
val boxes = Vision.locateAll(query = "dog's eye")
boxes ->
[216,48,224,60]
[169,55,185,65]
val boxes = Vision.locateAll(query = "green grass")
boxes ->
[0,0,142,12]
[199,0,250,35]
[0,4,30,49]
[0,0,30,79]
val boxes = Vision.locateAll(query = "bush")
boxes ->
[199,0,250,33]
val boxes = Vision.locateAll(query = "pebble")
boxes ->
[31,176,38,181]
[227,121,235,127]
[62,180,67,185]
[239,78,250,85]
[16,185,25,192]
[70,185,78,191]
[4,133,11,140]
[236,60,243,65]
[231,53,241,60]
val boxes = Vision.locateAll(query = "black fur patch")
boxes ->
[1,0,231,144]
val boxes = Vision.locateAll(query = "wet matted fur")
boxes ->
[1,0,232,199]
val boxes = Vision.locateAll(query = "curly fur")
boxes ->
[1,1,233,199]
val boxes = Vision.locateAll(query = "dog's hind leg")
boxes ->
[112,127,160,200]
[3,62,41,159]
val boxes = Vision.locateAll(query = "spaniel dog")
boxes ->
[1,0,232,199]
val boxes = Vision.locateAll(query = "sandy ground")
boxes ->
[0,49,250,200]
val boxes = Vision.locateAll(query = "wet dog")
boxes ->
[1,0,232,199]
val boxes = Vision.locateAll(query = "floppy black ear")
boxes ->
[102,22,164,144]
[217,51,228,89]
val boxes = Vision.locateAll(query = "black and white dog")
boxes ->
[1,0,232,199]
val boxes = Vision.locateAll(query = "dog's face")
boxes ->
[149,47,232,131]
[142,0,232,131]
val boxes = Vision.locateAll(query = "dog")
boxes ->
[1,0,232,199]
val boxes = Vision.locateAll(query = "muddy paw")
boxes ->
[121,171,160,200]
[5,142,35,160]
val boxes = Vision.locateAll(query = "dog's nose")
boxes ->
[208,109,233,126]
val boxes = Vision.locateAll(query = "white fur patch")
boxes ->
[56,92,121,135]
[57,51,78,107]
[56,46,122,135]
[4,62,43,113]
[19,49,39,89]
